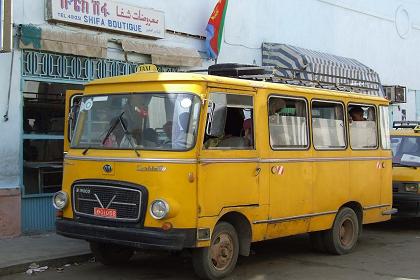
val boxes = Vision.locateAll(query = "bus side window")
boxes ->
[268,96,309,149]
[348,104,378,149]
[204,93,254,150]
[311,100,346,150]
[379,106,391,150]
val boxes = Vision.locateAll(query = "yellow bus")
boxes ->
[54,64,394,279]
[391,121,420,216]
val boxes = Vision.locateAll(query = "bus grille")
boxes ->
[73,184,142,221]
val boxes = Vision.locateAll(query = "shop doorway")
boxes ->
[22,81,83,233]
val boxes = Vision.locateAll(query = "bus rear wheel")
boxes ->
[324,207,359,255]
[192,222,239,279]
[90,242,134,265]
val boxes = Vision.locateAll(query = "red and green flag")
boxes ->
[205,0,229,60]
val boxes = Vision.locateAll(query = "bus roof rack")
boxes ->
[207,43,385,98]
[393,121,420,129]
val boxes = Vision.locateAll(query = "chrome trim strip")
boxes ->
[66,155,391,164]
[253,210,338,224]
[199,158,260,163]
[66,155,197,164]
[260,156,391,163]
[73,184,142,222]
[382,208,398,215]
[111,201,137,207]
[363,204,390,210]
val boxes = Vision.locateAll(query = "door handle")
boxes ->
[255,167,261,176]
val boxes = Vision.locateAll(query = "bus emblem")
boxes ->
[103,164,113,173]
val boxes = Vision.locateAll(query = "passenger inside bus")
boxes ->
[269,98,286,116]
[163,121,173,143]
[349,106,366,122]
[204,107,250,149]
[142,128,158,147]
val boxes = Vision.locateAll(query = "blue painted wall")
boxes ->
[21,195,55,233]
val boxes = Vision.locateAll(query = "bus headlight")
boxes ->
[53,191,68,210]
[404,183,418,193]
[150,199,170,220]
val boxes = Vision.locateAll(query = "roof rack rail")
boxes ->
[188,43,382,97]
[208,63,383,97]
[393,121,420,129]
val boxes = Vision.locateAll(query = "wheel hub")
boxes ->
[210,233,234,271]
[339,218,355,247]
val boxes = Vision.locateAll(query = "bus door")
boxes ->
[348,104,382,221]
[197,90,259,218]
[310,100,350,230]
[64,90,83,152]
[265,95,312,238]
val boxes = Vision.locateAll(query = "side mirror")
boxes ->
[206,93,227,137]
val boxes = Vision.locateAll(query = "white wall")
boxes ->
[11,0,420,88]
[219,0,420,89]
[0,51,22,188]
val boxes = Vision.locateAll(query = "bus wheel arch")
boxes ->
[323,206,360,255]
[218,211,252,257]
[341,201,363,236]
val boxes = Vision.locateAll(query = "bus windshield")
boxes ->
[71,92,201,151]
[391,135,420,167]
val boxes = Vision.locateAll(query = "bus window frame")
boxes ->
[379,105,391,150]
[267,94,310,151]
[70,92,202,152]
[310,99,348,151]
[347,102,379,151]
[203,91,256,151]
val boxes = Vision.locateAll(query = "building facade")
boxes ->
[0,0,419,237]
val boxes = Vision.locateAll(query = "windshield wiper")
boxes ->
[392,162,418,169]
[117,113,140,157]
[101,112,125,146]
[98,111,140,157]
[82,146,90,155]
[81,112,123,156]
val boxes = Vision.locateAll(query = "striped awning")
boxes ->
[262,43,383,97]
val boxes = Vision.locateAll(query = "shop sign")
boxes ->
[46,0,165,39]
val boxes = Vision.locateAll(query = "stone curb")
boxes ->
[0,253,93,277]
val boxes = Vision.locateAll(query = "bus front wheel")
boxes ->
[324,207,359,255]
[90,242,134,265]
[192,222,239,279]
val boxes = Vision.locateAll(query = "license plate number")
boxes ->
[94,207,117,218]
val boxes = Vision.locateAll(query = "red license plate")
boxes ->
[94,207,117,218]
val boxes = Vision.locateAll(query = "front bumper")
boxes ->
[56,219,196,250]
[393,193,420,217]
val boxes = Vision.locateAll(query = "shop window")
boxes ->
[312,101,346,150]
[23,139,64,194]
[22,81,83,195]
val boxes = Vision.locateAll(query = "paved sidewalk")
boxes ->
[0,233,92,276]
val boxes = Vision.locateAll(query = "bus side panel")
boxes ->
[309,156,350,232]
[349,150,382,224]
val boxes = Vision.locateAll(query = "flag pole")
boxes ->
[205,0,229,64]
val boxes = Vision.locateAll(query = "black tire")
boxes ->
[309,231,326,253]
[90,242,134,265]
[323,207,359,255]
[192,222,239,279]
